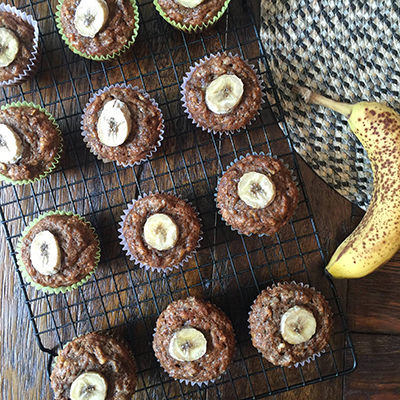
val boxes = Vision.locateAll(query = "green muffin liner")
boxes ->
[153,0,231,33]
[16,210,101,295]
[55,0,140,61]
[0,102,63,186]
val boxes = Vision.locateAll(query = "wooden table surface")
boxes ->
[1,0,400,399]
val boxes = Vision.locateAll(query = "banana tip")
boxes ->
[291,85,313,103]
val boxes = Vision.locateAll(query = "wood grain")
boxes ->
[343,333,400,400]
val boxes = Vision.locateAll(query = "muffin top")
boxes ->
[156,0,228,27]
[182,53,262,133]
[120,193,201,270]
[59,0,138,57]
[0,7,38,83]
[50,332,137,400]
[249,282,333,367]
[0,106,61,182]
[82,85,163,166]
[153,297,236,382]
[18,213,99,289]
[216,154,299,236]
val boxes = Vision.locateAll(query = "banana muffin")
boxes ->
[57,0,139,60]
[82,84,164,166]
[118,193,201,272]
[0,103,62,184]
[0,4,40,86]
[216,153,299,236]
[154,0,230,32]
[248,282,333,367]
[153,297,236,384]
[50,332,137,400]
[181,53,263,133]
[17,211,100,293]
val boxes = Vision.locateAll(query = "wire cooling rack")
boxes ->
[0,0,356,398]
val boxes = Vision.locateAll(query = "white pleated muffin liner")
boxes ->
[215,152,298,237]
[248,281,329,368]
[0,4,40,86]
[118,192,203,273]
[181,52,265,135]
[81,83,164,167]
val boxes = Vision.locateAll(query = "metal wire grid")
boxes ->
[0,0,356,398]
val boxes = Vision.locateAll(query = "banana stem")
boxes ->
[292,86,354,118]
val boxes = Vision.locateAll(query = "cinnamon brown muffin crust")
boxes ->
[216,154,299,236]
[20,214,99,288]
[82,85,163,166]
[59,0,137,57]
[248,282,333,367]
[157,0,227,26]
[121,193,201,270]
[182,53,262,132]
[0,10,36,83]
[153,297,236,383]
[50,332,137,400]
[0,106,61,182]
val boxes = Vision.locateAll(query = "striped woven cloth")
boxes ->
[260,0,400,210]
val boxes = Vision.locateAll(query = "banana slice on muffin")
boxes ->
[30,230,62,276]
[0,123,23,163]
[169,327,207,362]
[0,27,19,67]
[97,99,132,147]
[74,0,109,38]
[70,372,107,400]
[205,74,244,115]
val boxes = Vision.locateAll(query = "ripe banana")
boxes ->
[70,372,107,400]
[0,27,19,67]
[0,123,23,164]
[205,74,244,115]
[237,171,276,209]
[168,327,207,361]
[30,230,61,275]
[143,213,178,251]
[294,86,400,278]
[74,0,109,38]
[97,99,132,147]
[280,306,316,344]
[175,0,203,8]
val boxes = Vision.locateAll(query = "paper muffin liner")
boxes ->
[55,0,139,61]
[181,52,265,135]
[248,281,330,368]
[215,152,298,237]
[81,83,164,167]
[153,0,230,33]
[16,210,101,294]
[0,102,63,186]
[0,4,40,86]
[118,192,203,273]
